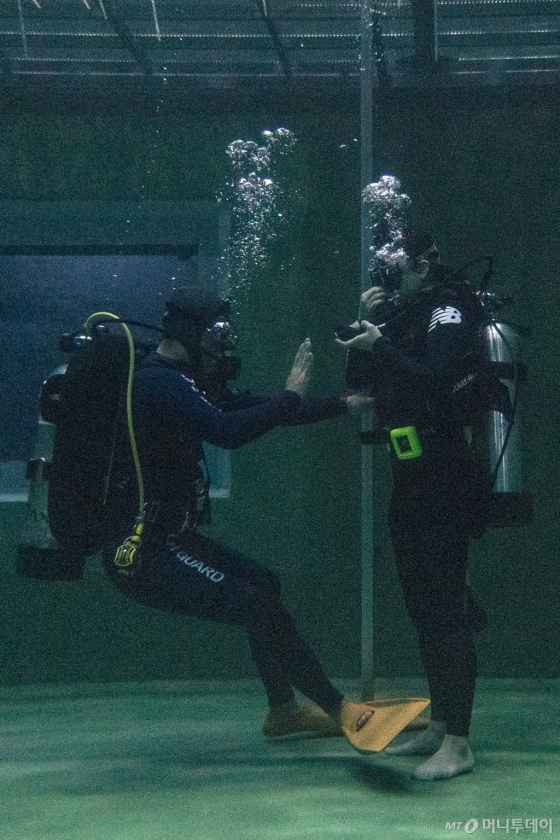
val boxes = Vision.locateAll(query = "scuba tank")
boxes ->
[15,364,87,580]
[482,319,533,526]
[16,317,158,581]
[470,260,533,527]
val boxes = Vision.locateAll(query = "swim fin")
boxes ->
[342,697,431,753]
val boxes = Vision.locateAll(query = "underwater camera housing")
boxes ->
[335,261,403,344]
[370,260,403,297]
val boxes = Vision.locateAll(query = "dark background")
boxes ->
[0,82,558,685]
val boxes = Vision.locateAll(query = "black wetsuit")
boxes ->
[354,279,486,737]
[103,351,347,717]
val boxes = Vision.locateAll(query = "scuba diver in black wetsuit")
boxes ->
[337,227,498,780]
[101,285,387,745]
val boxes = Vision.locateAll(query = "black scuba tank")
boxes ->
[47,333,128,558]
[24,323,154,582]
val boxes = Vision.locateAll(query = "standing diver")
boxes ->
[337,227,493,779]
[101,285,396,748]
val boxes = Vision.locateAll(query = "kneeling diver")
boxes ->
[101,286,423,748]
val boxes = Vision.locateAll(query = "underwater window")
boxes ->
[0,249,231,502]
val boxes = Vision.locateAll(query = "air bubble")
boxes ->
[218,128,297,310]
[362,175,410,274]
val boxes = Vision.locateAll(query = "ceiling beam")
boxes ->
[102,0,155,76]
[255,0,292,79]
[17,0,28,59]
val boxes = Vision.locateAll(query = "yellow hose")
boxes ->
[84,312,145,573]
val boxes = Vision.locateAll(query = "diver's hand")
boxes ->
[345,392,374,419]
[359,285,387,318]
[286,338,313,398]
[335,320,382,351]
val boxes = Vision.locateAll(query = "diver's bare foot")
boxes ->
[413,735,474,780]
[385,720,446,755]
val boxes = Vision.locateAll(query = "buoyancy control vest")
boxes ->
[349,281,505,418]
[345,279,531,526]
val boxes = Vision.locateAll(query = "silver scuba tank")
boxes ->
[483,321,533,526]
[16,365,86,580]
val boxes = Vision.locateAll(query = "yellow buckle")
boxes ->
[389,426,423,460]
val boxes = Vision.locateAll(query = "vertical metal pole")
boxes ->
[360,0,375,700]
